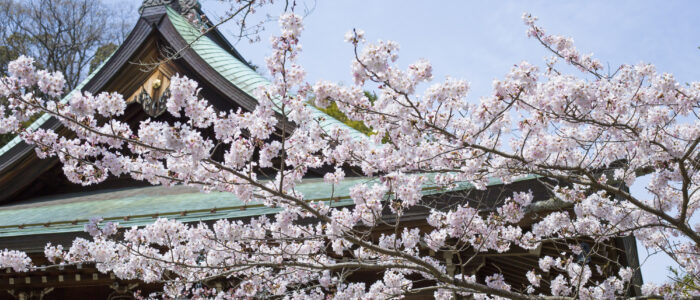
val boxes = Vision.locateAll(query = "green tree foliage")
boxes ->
[89,43,119,73]
[314,91,376,136]
[665,267,700,297]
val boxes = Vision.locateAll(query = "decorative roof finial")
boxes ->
[139,0,200,16]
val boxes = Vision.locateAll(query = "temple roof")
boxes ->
[0,5,365,159]
[0,177,368,238]
[0,175,538,239]
[0,3,365,205]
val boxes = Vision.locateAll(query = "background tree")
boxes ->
[89,43,119,73]
[0,0,134,147]
[0,0,134,88]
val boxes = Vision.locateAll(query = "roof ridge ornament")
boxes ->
[139,0,200,16]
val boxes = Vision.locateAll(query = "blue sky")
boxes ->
[122,0,700,284]
[205,1,699,98]
[204,0,699,285]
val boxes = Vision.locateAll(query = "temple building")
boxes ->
[0,1,643,299]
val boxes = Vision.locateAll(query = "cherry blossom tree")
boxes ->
[1,3,699,299]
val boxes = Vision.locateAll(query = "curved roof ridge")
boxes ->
[165,7,368,141]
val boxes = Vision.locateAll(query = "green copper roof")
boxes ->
[0,174,540,238]
[0,177,370,237]
[166,7,368,141]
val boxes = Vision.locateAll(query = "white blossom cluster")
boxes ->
[0,9,698,300]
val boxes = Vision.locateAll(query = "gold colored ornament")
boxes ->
[152,79,162,89]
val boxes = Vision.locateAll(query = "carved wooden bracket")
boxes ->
[130,70,171,117]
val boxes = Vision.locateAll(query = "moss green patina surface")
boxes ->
[0,175,540,237]
[0,177,372,237]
